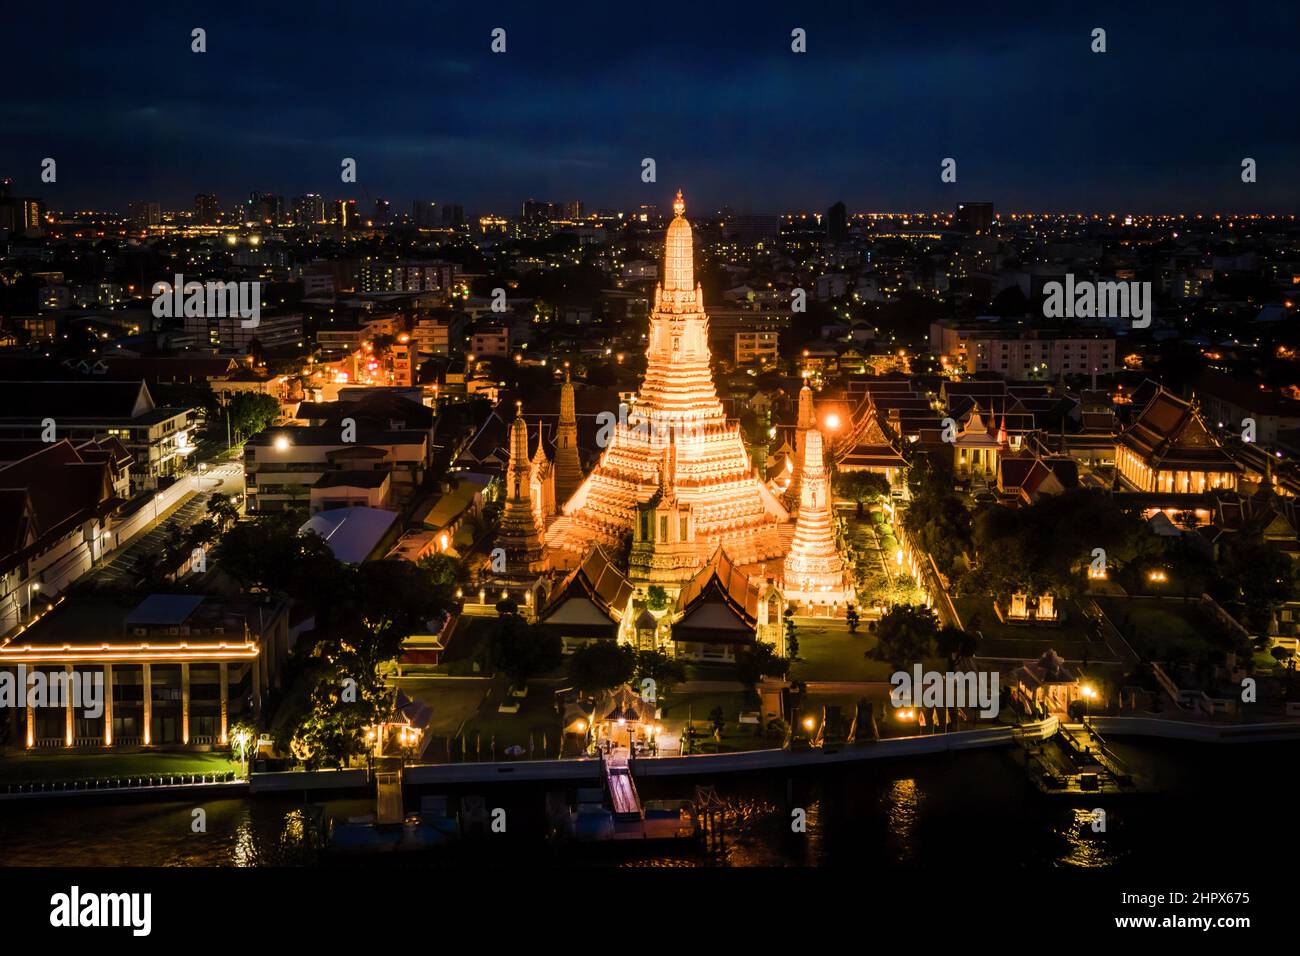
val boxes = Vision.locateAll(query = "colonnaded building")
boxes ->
[493,192,855,661]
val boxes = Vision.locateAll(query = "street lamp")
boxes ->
[233,728,253,777]
[1081,684,1098,723]
[26,582,40,620]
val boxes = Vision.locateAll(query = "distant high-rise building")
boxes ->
[521,200,581,223]
[412,199,439,228]
[128,201,161,229]
[247,192,284,226]
[955,202,994,236]
[441,203,464,226]
[194,193,222,225]
[334,199,358,229]
[522,199,549,223]
[0,186,44,236]
[292,194,326,226]
[373,198,391,226]
[826,201,848,243]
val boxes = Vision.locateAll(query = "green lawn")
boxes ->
[660,691,776,753]
[452,681,563,759]
[955,595,1100,661]
[0,751,239,786]
[790,624,941,681]
[388,680,486,735]
[1095,597,1222,660]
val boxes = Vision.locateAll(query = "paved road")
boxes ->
[83,490,214,590]
[195,460,245,500]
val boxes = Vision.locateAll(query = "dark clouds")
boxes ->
[2,0,1296,213]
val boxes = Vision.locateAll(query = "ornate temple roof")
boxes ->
[537,543,635,633]
[673,547,763,638]
[1118,386,1239,472]
[835,395,906,471]
[996,454,1079,504]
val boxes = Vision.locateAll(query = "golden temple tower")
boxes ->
[498,402,547,574]
[546,191,790,585]
[783,425,852,609]
[553,369,583,506]
[785,381,816,509]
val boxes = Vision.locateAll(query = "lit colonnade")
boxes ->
[0,595,288,750]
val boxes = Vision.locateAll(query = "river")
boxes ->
[0,739,1292,868]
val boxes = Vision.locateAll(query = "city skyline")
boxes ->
[1,2,1297,214]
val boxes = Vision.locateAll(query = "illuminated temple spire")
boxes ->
[786,381,816,507]
[636,189,718,415]
[498,402,546,574]
[553,367,583,506]
[783,426,852,608]
[547,191,790,585]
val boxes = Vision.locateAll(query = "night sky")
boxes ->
[2,1,1297,215]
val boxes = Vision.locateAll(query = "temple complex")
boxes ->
[493,191,857,633]
[544,191,790,586]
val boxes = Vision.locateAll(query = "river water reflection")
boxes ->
[0,740,1291,868]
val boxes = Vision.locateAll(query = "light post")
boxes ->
[233,728,253,777]
[1081,684,1098,727]
[26,581,40,620]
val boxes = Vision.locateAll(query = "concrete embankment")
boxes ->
[0,780,248,803]
[248,768,369,795]
[14,716,1296,804]
[1089,717,1300,743]
[398,718,1059,787]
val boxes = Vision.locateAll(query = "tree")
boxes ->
[229,719,259,775]
[903,462,971,579]
[417,553,470,607]
[960,488,1155,602]
[1216,535,1298,633]
[784,615,799,658]
[227,391,280,443]
[845,604,860,634]
[635,650,686,698]
[735,640,789,692]
[935,625,978,667]
[645,585,669,610]
[214,513,343,605]
[481,610,561,690]
[1272,645,1296,695]
[346,560,452,671]
[568,641,637,697]
[186,516,219,551]
[291,664,381,770]
[206,492,241,530]
[835,470,890,517]
[873,604,938,669]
